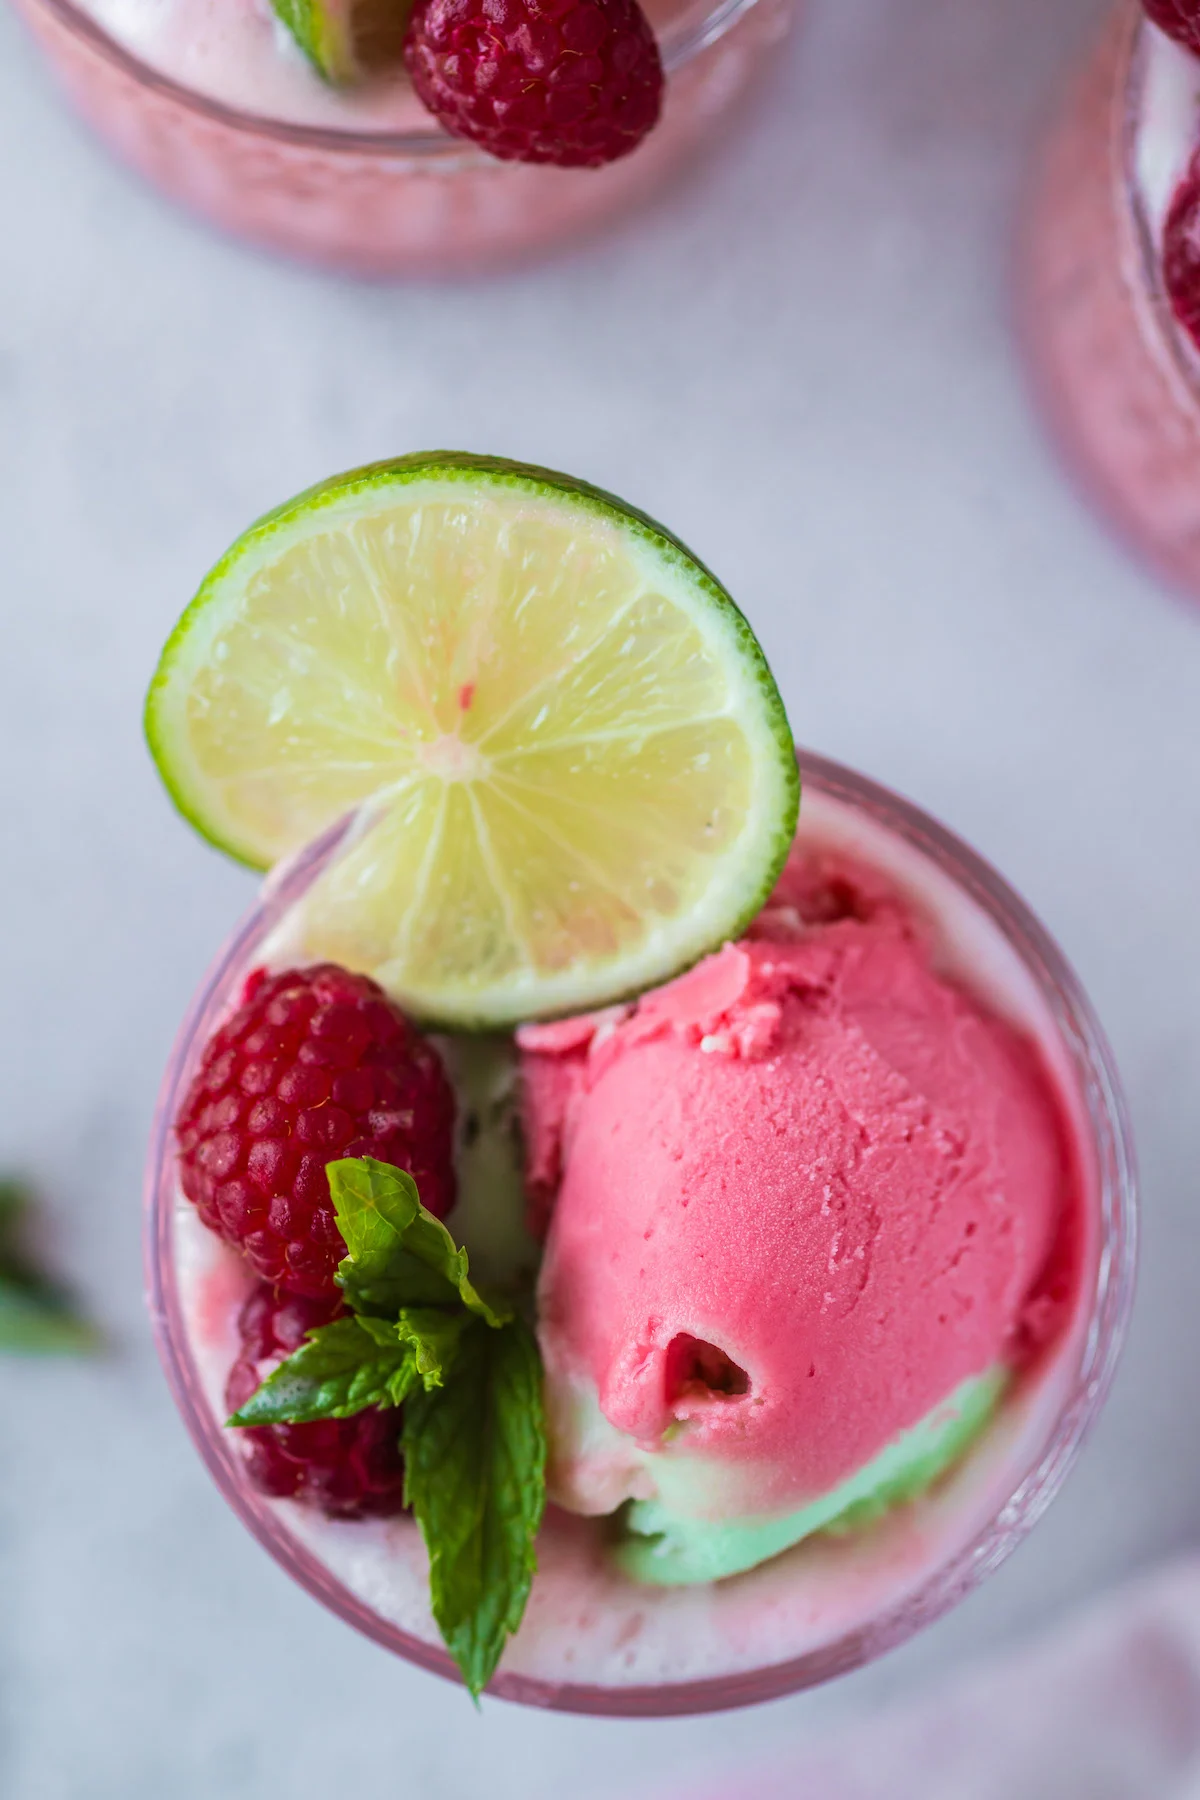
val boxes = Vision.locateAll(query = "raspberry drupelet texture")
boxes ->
[226,1284,407,1516]
[1143,0,1200,55]
[1164,158,1200,352]
[176,963,456,1300]
[404,0,664,169]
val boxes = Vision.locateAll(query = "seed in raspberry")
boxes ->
[176,963,456,1301]
[226,1284,408,1517]
[1143,0,1200,55]
[404,0,664,169]
[1163,157,1200,352]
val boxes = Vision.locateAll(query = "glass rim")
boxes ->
[144,747,1138,1716]
[26,0,764,159]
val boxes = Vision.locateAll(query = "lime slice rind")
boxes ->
[146,453,799,1030]
[271,0,358,83]
[269,0,412,85]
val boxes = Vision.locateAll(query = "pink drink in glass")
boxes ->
[14,0,793,274]
[146,750,1136,1715]
[1020,2,1200,600]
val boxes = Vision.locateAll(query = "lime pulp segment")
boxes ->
[146,455,798,1028]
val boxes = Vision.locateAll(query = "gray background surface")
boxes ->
[2,0,1198,1792]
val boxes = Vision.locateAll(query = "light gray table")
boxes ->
[2,0,1198,1793]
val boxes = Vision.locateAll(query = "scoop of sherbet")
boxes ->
[519,852,1072,1581]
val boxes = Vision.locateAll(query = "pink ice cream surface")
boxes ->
[520,850,1075,1519]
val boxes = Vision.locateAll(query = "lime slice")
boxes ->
[146,453,798,1028]
[270,0,410,84]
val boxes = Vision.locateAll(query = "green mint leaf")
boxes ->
[0,1281,101,1354]
[0,1179,99,1356]
[328,1158,509,1327]
[227,1316,419,1427]
[403,1315,547,1699]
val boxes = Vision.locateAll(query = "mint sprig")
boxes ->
[0,1179,99,1356]
[226,1156,546,1698]
[403,1313,546,1700]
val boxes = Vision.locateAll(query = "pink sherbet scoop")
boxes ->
[519,851,1075,1523]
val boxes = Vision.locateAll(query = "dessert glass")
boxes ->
[13,0,793,275]
[1020,2,1200,600]
[145,749,1136,1715]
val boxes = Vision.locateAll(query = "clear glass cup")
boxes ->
[13,0,794,274]
[1019,1,1200,600]
[145,749,1136,1715]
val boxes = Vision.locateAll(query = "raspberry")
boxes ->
[226,1284,407,1517]
[1143,0,1200,54]
[176,963,456,1300]
[1163,157,1200,352]
[404,0,664,169]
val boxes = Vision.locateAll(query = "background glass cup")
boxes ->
[1020,2,1200,602]
[146,748,1136,1716]
[14,0,794,275]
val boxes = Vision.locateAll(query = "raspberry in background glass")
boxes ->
[404,0,663,167]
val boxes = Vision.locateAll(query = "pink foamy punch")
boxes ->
[146,752,1135,1713]
[1020,1,1200,602]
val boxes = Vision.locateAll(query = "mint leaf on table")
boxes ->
[327,1157,508,1327]
[0,1179,99,1356]
[403,1314,547,1701]
[227,1156,546,1696]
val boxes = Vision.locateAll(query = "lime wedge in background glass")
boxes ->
[145,453,798,1029]
[270,0,411,85]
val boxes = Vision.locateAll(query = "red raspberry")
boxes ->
[404,0,663,169]
[1143,1,1200,54]
[176,963,456,1300]
[226,1284,407,1517]
[1163,157,1200,352]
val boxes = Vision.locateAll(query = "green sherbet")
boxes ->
[615,1366,1008,1587]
